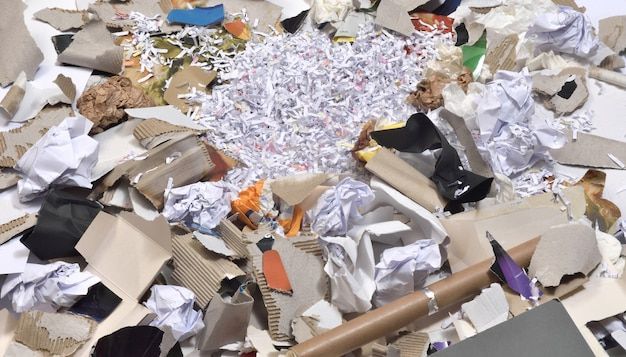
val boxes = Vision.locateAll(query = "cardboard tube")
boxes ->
[288,238,539,357]
[589,66,626,88]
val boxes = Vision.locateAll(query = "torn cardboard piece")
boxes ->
[0,0,44,87]
[599,16,626,53]
[0,106,72,168]
[100,134,215,209]
[0,170,20,190]
[77,76,154,134]
[33,8,91,31]
[532,67,588,115]
[390,331,430,357]
[529,223,601,287]
[14,311,96,356]
[375,0,415,37]
[133,118,202,149]
[442,186,585,273]
[249,235,327,341]
[461,283,509,332]
[484,34,519,72]
[0,72,26,118]
[366,148,447,212]
[196,291,253,352]
[171,233,245,309]
[0,214,37,245]
[76,211,172,301]
[163,66,216,112]
[214,218,250,260]
[551,131,626,170]
[4,75,75,124]
[270,173,329,207]
[57,20,124,75]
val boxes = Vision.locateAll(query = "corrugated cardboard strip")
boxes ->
[366,148,447,212]
[215,219,250,259]
[14,311,96,356]
[0,73,26,117]
[0,106,72,167]
[101,134,215,209]
[249,236,327,341]
[171,233,245,309]
[391,332,430,357]
[484,35,519,72]
[0,214,37,245]
[133,118,202,149]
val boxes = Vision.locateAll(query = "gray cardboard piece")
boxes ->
[433,300,594,357]
[375,0,415,36]
[196,291,254,351]
[33,8,90,31]
[550,131,626,169]
[0,0,44,87]
[600,16,626,53]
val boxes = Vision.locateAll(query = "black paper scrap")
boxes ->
[21,187,101,260]
[281,10,310,34]
[454,23,469,46]
[93,326,182,357]
[256,234,275,253]
[51,34,74,54]
[69,282,122,322]
[370,113,493,212]
[557,79,577,99]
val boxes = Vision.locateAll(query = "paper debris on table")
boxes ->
[375,0,415,36]
[389,331,430,357]
[551,131,626,170]
[171,233,244,309]
[76,211,172,301]
[599,16,626,53]
[163,181,235,231]
[92,325,179,357]
[21,188,101,261]
[461,283,509,332]
[167,5,224,26]
[101,134,215,209]
[0,237,29,275]
[0,106,72,168]
[1,261,100,313]
[0,72,26,118]
[33,8,91,31]
[16,116,99,202]
[144,285,204,341]
[57,20,124,75]
[163,66,216,112]
[529,223,601,287]
[196,290,253,351]
[532,67,588,114]
[77,76,154,134]
[0,214,37,246]
[13,311,95,357]
[0,0,43,87]
[373,238,443,306]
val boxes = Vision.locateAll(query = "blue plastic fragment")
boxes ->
[167,4,225,26]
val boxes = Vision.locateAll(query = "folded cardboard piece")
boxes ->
[171,233,245,309]
[532,67,588,114]
[270,173,330,207]
[551,131,626,170]
[366,148,447,212]
[432,300,594,357]
[0,0,44,87]
[100,134,215,209]
[442,186,585,273]
[13,311,96,356]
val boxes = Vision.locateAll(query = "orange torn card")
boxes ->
[224,20,251,41]
[262,250,293,295]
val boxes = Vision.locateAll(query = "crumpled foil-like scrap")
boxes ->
[77,76,154,133]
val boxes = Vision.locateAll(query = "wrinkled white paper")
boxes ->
[527,6,615,65]
[1,261,100,313]
[310,177,375,237]
[476,69,565,176]
[15,116,99,202]
[320,233,376,313]
[300,300,343,330]
[593,230,626,279]
[0,237,29,275]
[311,0,353,24]
[461,283,509,332]
[163,181,237,232]
[144,285,205,341]
[3,81,73,124]
[373,238,443,306]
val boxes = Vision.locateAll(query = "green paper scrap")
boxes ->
[462,34,487,77]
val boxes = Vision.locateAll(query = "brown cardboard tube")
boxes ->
[287,238,540,357]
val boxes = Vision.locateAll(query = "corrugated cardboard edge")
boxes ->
[0,170,20,190]
[391,332,430,357]
[371,342,389,357]
[215,218,250,259]
[0,82,25,117]
[14,311,96,356]
[485,34,519,72]
[0,214,37,245]
[133,118,200,142]
[0,106,72,168]
[172,233,245,309]
[53,74,76,102]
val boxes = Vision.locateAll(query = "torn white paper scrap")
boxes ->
[193,231,237,257]
[461,283,509,332]
[91,119,146,180]
[300,300,343,330]
[528,223,602,287]
[7,77,75,124]
[373,238,443,307]
[593,230,626,279]
[0,237,29,275]
[163,181,237,232]
[266,0,311,20]
[0,261,100,313]
[144,285,205,341]
[374,0,415,36]
[0,0,44,87]
[15,116,99,202]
